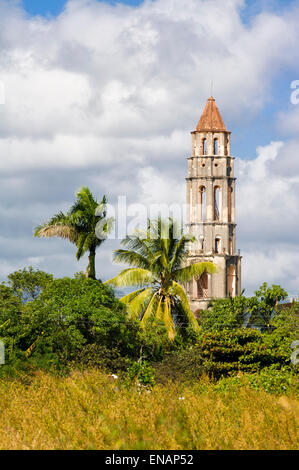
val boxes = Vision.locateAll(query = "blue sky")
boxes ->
[22,0,144,17]
[20,0,297,160]
[22,0,297,17]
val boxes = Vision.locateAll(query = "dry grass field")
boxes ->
[0,369,298,450]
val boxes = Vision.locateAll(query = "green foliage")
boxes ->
[0,276,141,375]
[0,285,23,364]
[199,283,289,333]
[155,328,292,383]
[215,366,298,395]
[76,344,131,373]
[243,366,298,395]
[107,217,216,339]
[1,263,297,392]
[154,348,207,384]
[126,360,156,387]
[197,329,288,377]
[0,284,21,314]
[246,283,288,330]
[74,271,87,280]
[7,267,53,302]
[269,301,299,341]
[262,301,299,360]
[35,187,114,279]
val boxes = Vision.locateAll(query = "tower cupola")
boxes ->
[185,97,241,313]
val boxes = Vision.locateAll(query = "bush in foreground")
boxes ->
[155,328,293,383]
[0,275,140,376]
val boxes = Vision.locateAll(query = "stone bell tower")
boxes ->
[186,96,241,313]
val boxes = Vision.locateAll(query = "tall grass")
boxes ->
[0,369,298,450]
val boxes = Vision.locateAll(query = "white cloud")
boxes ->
[277,105,299,136]
[1,0,299,144]
[237,141,299,242]
[137,165,185,206]
[243,249,299,298]
[236,140,299,294]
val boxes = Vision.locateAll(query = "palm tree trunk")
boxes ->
[86,247,96,279]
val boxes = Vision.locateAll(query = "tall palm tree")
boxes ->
[34,187,113,279]
[106,217,217,339]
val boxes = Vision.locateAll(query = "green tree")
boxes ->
[106,217,217,340]
[199,294,248,331]
[270,301,299,340]
[7,266,53,302]
[0,284,21,333]
[264,301,299,360]
[246,283,288,331]
[34,187,113,279]
[0,277,138,369]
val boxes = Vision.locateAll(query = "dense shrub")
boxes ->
[0,276,141,374]
[0,273,178,376]
[76,344,131,373]
[199,283,289,332]
[154,348,207,383]
[215,366,298,395]
[197,329,290,377]
[155,329,292,382]
[1,270,297,387]
[126,360,156,386]
[198,295,247,331]
[7,267,53,302]
[246,283,288,330]
[265,302,299,359]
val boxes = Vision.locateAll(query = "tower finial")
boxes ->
[210,79,213,98]
[195,95,227,132]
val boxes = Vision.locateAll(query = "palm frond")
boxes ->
[113,249,151,270]
[82,232,96,255]
[169,234,195,270]
[120,234,154,261]
[76,233,88,260]
[108,217,217,340]
[170,281,200,333]
[34,224,79,243]
[140,293,158,327]
[162,297,175,340]
[122,287,154,320]
[173,262,217,283]
[120,288,147,304]
[105,268,154,287]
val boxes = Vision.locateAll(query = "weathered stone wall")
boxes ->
[186,98,241,313]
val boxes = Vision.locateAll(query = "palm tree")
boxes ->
[34,187,113,279]
[106,217,217,339]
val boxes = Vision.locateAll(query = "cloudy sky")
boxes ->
[0,0,299,297]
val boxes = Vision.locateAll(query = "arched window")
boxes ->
[214,138,218,155]
[227,159,231,176]
[202,138,207,155]
[189,185,193,221]
[228,265,236,297]
[224,134,228,156]
[199,186,206,221]
[199,235,204,251]
[229,238,233,255]
[228,186,232,222]
[214,186,221,221]
[197,272,208,298]
[215,237,221,253]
